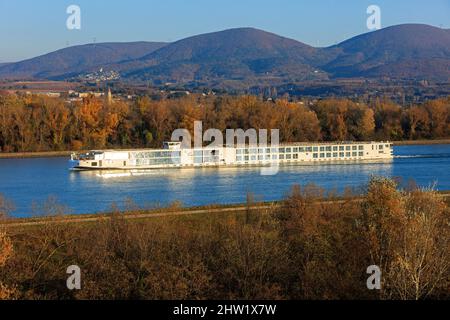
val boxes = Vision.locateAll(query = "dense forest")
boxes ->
[0,177,449,300]
[0,92,449,152]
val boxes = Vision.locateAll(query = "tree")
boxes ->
[372,100,404,140]
[424,99,449,138]
[360,177,405,299]
[402,106,430,140]
[0,232,15,300]
[311,99,348,141]
[388,189,450,300]
[360,178,450,299]
[346,103,375,140]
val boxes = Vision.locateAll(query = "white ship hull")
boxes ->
[70,141,394,171]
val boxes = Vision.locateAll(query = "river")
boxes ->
[0,144,449,217]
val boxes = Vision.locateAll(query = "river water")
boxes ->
[0,145,449,217]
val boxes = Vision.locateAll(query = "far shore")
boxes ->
[0,150,73,159]
[392,139,450,146]
[1,139,450,159]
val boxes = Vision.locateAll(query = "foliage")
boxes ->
[0,93,449,152]
[0,178,448,300]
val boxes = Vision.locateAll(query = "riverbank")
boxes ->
[3,191,450,226]
[1,139,450,159]
[0,150,73,159]
[1,179,449,300]
[393,139,450,146]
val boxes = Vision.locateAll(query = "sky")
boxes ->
[0,0,449,62]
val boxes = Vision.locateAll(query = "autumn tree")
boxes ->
[360,177,405,299]
[0,232,15,300]
[424,99,450,138]
[372,99,404,140]
[311,99,348,141]
[360,177,450,299]
[74,97,120,148]
[388,188,450,300]
[402,106,430,140]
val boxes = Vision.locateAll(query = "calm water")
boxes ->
[0,145,449,217]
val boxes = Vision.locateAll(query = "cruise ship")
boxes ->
[69,141,394,171]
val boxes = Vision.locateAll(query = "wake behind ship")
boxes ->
[69,141,394,171]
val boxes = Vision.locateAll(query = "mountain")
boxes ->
[323,24,450,80]
[0,42,168,80]
[0,24,449,85]
[118,27,330,84]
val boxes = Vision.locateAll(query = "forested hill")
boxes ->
[0,24,449,86]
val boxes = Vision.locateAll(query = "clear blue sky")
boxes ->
[0,0,449,62]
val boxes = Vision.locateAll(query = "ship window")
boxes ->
[266,148,271,153]
[339,146,344,151]
[313,153,318,159]
[326,146,332,152]
[320,146,325,152]
[326,153,332,158]
[359,152,364,156]
[271,148,278,153]
[379,145,384,149]
[299,147,305,152]
[346,152,351,157]
[279,154,285,160]
[312,147,318,152]
[352,146,357,150]
[286,148,292,153]
[265,155,270,160]
[236,149,243,155]
[245,156,249,161]
[258,148,264,154]
[307,147,313,152]
[333,153,338,158]
[272,155,277,160]
[293,147,299,153]
[352,152,357,157]
[320,153,325,158]
[286,154,292,160]
[258,155,264,161]
[279,148,285,153]
[91,162,97,167]
[359,146,364,150]
[251,155,257,161]
[339,152,345,157]
[293,154,299,159]
[237,156,243,162]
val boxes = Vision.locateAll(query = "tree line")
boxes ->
[0,177,449,299]
[0,92,449,152]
